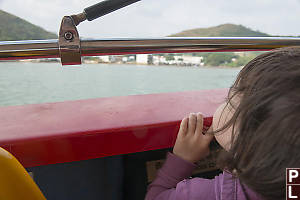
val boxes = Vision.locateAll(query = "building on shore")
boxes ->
[136,54,152,65]
[80,54,204,66]
[152,54,203,66]
[174,55,203,66]
[99,56,110,63]
[152,55,167,65]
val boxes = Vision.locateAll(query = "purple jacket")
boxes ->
[145,152,263,200]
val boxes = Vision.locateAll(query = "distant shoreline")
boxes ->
[0,60,242,69]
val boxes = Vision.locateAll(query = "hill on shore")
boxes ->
[168,24,272,67]
[0,10,57,41]
[169,23,270,37]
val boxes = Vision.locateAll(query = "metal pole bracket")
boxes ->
[58,16,81,65]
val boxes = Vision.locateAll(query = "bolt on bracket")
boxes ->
[58,16,81,65]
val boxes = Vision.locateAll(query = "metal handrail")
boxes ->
[2,0,300,65]
[1,37,300,63]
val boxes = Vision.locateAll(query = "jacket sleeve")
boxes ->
[145,152,217,200]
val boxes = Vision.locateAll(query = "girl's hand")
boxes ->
[173,113,214,163]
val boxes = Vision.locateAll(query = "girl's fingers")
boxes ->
[195,112,204,135]
[188,113,197,134]
[196,112,214,145]
[178,117,188,136]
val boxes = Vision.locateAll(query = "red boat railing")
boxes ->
[0,89,227,167]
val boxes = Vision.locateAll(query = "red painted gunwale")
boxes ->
[0,89,227,168]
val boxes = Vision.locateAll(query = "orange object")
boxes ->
[0,147,45,200]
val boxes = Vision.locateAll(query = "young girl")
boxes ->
[145,47,300,200]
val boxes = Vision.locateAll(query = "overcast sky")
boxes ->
[1,0,300,38]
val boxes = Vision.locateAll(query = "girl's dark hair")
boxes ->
[216,47,300,200]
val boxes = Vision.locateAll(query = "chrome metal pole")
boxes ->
[1,37,300,62]
[0,40,59,61]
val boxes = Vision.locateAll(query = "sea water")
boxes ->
[0,62,240,107]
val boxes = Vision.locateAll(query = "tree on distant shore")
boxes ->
[226,52,262,67]
[203,53,237,66]
[165,54,175,61]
